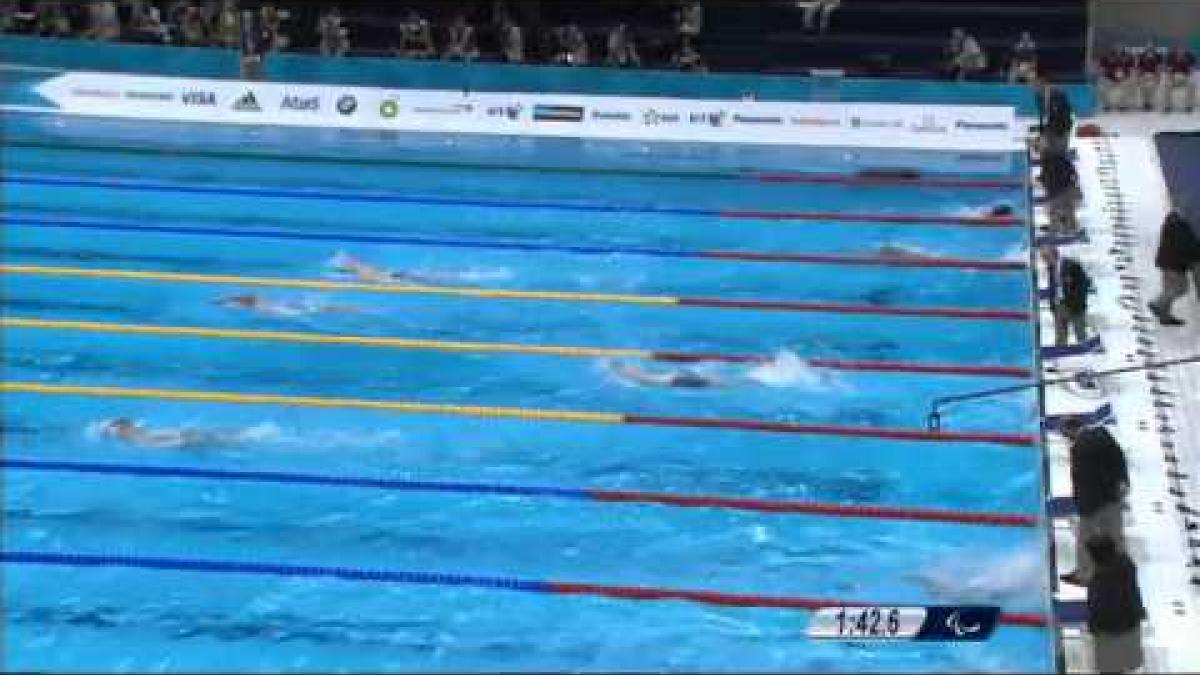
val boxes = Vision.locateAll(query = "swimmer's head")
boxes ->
[990,204,1014,217]
[220,294,259,308]
[102,417,137,437]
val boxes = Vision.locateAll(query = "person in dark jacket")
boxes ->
[1059,417,1129,587]
[1038,151,1082,234]
[1042,245,1091,346]
[1148,210,1200,326]
[1039,85,1074,156]
[1085,535,1146,673]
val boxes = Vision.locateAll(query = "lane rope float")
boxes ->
[0,264,1032,322]
[0,550,1048,627]
[6,173,1024,227]
[0,381,1039,446]
[4,215,1027,272]
[2,457,1039,527]
[2,316,1034,378]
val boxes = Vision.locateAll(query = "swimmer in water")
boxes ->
[877,244,930,261]
[330,251,429,284]
[216,293,358,317]
[610,361,723,389]
[99,417,228,450]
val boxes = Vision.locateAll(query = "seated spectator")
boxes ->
[443,12,480,61]
[123,0,167,43]
[396,10,435,59]
[260,4,289,52]
[1135,42,1164,111]
[676,0,703,39]
[1085,536,1146,674]
[605,22,640,68]
[1038,150,1082,235]
[796,0,840,35]
[238,7,269,79]
[950,28,987,81]
[210,0,239,48]
[499,15,523,63]
[81,0,119,40]
[552,22,587,66]
[549,25,569,64]
[0,1,16,33]
[672,36,706,72]
[33,0,72,37]
[179,4,210,46]
[1164,44,1197,113]
[1008,31,1037,83]
[318,5,350,57]
[1097,44,1136,112]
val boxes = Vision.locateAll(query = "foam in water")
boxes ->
[745,350,846,390]
[327,250,512,286]
[85,418,281,450]
[1001,242,1031,262]
[911,546,1046,605]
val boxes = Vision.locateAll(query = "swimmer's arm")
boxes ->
[614,363,674,386]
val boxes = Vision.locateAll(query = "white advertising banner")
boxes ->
[35,71,1021,151]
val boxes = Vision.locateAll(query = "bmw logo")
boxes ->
[379,99,399,119]
[337,95,357,115]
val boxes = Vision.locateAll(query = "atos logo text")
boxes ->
[281,94,320,111]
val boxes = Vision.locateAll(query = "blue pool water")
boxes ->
[1,111,1053,672]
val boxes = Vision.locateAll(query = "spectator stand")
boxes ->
[0,31,1096,116]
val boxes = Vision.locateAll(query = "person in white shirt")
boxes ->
[499,15,523,63]
[1008,31,1037,83]
[954,30,988,80]
[605,22,640,68]
[796,0,840,34]
[673,35,705,72]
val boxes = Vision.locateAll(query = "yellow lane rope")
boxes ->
[0,264,678,307]
[1,317,649,361]
[0,382,626,425]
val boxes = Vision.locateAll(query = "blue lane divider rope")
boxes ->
[0,550,1050,625]
[0,550,548,591]
[4,216,1025,273]
[1,458,589,500]
[2,215,697,260]
[1,457,1040,526]
[5,173,714,217]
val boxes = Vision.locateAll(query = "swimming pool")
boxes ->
[1,111,1053,672]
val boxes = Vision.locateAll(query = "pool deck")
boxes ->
[1038,112,1200,673]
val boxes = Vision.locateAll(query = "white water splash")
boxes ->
[1002,242,1031,262]
[913,547,1046,604]
[745,350,845,390]
[234,421,284,443]
[432,265,513,284]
